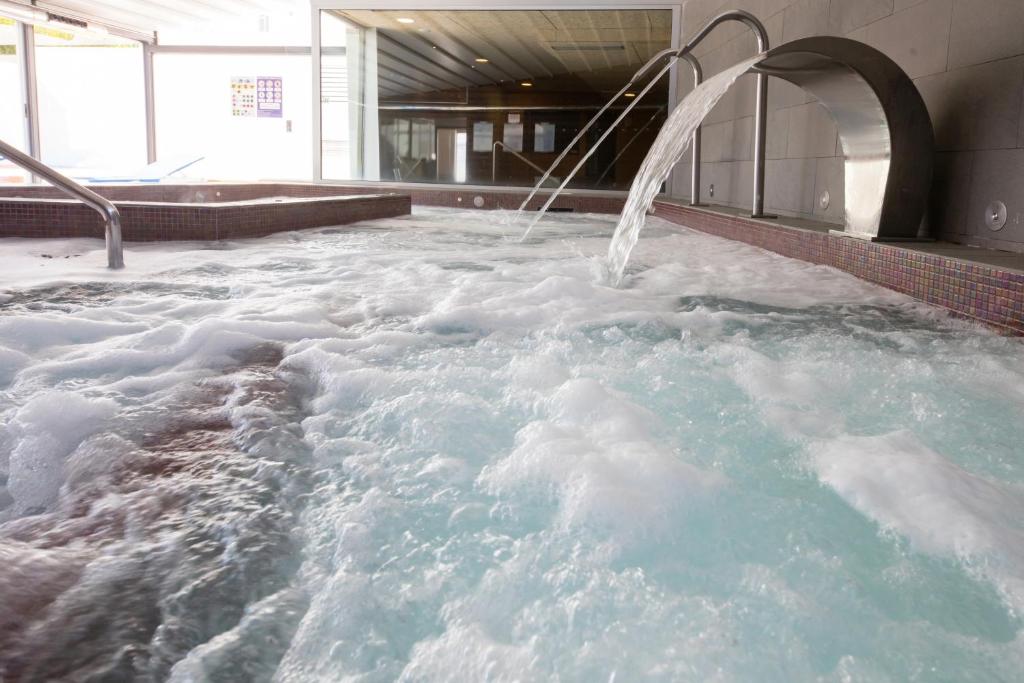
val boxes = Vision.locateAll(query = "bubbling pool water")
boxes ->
[1,208,1023,681]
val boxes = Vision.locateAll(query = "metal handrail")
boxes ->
[0,138,124,269]
[681,53,704,206]
[518,9,769,229]
[492,141,549,184]
[679,9,768,216]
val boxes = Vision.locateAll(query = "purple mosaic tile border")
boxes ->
[650,203,1024,335]
[0,193,411,242]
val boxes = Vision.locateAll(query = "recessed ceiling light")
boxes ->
[624,92,636,98]
[521,82,533,87]
[475,57,489,63]
[396,17,415,24]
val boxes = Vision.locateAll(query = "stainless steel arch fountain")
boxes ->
[750,37,934,240]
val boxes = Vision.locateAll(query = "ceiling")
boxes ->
[334,9,673,98]
[2,0,303,39]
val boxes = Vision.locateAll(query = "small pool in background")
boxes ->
[0,208,1022,681]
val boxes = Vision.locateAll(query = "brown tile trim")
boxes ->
[649,203,1024,336]
[0,193,411,242]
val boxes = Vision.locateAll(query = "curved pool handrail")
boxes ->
[0,137,124,269]
[492,141,548,184]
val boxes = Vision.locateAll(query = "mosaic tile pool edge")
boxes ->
[0,183,1020,333]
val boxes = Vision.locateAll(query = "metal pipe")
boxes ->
[521,57,677,238]
[143,43,157,164]
[674,9,769,216]
[680,53,703,206]
[492,141,549,184]
[512,45,682,221]
[520,9,770,230]
[0,138,124,269]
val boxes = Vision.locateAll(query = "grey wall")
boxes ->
[670,0,1024,253]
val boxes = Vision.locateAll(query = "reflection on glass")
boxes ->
[534,123,556,154]
[471,121,493,153]
[320,9,671,189]
[503,123,523,153]
[455,131,467,182]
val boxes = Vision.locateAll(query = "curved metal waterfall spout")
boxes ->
[750,37,935,240]
[517,9,770,232]
[0,137,124,269]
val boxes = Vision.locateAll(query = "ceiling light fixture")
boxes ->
[624,92,637,98]
[521,82,533,87]
[396,17,415,24]
[474,57,489,63]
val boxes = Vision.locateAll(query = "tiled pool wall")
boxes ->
[0,185,410,241]
[377,184,1024,335]
[0,182,1021,334]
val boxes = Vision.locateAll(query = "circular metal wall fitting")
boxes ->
[473,196,484,208]
[985,201,1007,231]
[819,190,830,210]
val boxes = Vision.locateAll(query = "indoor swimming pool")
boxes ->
[1,208,1022,681]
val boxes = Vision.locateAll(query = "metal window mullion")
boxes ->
[17,21,40,162]
[143,42,156,164]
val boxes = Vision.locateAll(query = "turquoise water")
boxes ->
[0,208,1022,681]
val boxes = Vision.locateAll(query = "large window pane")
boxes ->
[0,16,28,182]
[35,27,145,178]
[319,9,672,190]
[154,52,312,181]
[321,12,377,181]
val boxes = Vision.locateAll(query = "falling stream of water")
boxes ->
[606,55,762,285]
[518,58,678,240]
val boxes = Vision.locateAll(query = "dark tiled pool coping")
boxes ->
[0,182,1020,334]
[0,188,410,241]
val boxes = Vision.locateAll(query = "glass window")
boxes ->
[319,8,672,189]
[0,16,28,182]
[154,52,312,181]
[34,26,146,179]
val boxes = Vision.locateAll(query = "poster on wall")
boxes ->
[231,77,256,117]
[257,77,283,118]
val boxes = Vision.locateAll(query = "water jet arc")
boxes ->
[751,37,934,240]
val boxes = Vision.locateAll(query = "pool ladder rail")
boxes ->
[0,137,124,269]
[492,141,551,185]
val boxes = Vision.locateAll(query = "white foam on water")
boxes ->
[0,207,1022,681]
[812,431,1024,615]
